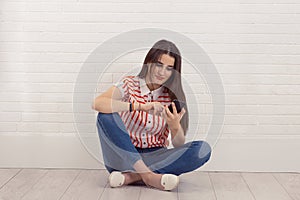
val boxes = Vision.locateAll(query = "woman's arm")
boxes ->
[92,86,131,113]
[92,86,164,114]
[162,103,186,148]
[169,124,185,148]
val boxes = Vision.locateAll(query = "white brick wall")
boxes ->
[1,0,300,171]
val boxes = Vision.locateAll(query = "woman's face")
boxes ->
[146,54,175,86]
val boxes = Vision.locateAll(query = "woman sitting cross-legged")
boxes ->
[92,39,212,191]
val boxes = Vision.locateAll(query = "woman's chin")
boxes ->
[155,81,164,86]
[154,79,165,85]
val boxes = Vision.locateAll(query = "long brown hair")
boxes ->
[138,39,189,135]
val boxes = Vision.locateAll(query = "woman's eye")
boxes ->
[167,67,174,71]
[156,63,163,67]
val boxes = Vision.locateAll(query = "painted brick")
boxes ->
[0,0,299,142]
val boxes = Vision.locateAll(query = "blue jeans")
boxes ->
[96,112,211,176]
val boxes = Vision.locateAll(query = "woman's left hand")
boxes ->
[162,102,186,129]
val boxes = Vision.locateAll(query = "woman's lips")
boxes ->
[155,76,164,81]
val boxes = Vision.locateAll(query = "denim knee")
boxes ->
[97,112,114,123]
[97,112,127,133]
[198,141,212,159]
[97,113,112,136]
[189,141,212,164]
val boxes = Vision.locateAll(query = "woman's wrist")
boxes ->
[128,102,144,112]
[131,102,142,111]
[134,102,138,110]
[170,125,180,133]
[170,124,185,147]
[139,103,143,111]
[169,123,181,133]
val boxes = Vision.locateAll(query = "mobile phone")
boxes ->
[168,99,186,113]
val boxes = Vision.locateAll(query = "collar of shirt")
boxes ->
[139,77,164,100]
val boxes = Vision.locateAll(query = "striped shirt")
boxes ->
[115,76,172,148]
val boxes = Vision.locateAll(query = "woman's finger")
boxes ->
[179,108,186,119]
[172,102,178,115]
[158,104,164,112]
[165,105,173,118]
[153,108,157,116]
[161,108,166,119]
[153,103,164,116]
[180,107,186,115]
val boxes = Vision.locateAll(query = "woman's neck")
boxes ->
[145,76,160,91]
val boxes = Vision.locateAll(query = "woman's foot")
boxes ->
[109,171,142,187]
[123,172,142,185]
[141,172,179,191]
[109,171,179,191]
[109,171,125,187]
[142,172,164,190]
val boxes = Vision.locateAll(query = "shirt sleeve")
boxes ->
[114,80,125,99]
[114,77,130,101]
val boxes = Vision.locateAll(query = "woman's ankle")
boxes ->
[140,172,165,190]
[123,172,142,185]
[139,172,155,183]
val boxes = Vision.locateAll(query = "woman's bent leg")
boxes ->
[97,112,142,172]
[97,112,179,190]
[140,141,212,176]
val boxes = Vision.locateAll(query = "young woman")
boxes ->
[92,39,211,191]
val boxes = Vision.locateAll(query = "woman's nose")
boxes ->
[157,66,166,75]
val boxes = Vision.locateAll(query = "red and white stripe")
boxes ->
[117,76,171,148]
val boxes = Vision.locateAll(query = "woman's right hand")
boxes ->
[139,102,164,116]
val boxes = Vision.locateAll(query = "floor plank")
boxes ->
[21,169,80,200]
[178,172,216,200]
[273,173,300,200]
[60,170,108,200]
[0,169,20,188]
[139,185,178,200]
[209,172,255,200]
[0,169,47,200]
[99,185,141,200]
[242,172,292,200]
[0,168,299,200]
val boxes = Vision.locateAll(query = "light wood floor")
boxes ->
[0,169,299,200]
